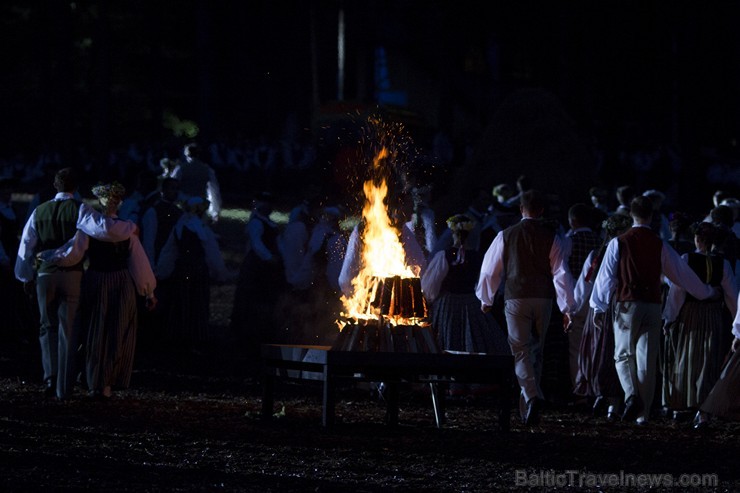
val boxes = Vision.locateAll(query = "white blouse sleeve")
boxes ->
[77,203,136,241]
[338,226,361,297]
[36,230,90,267]
[662,254,689,323]
[475,231,505,308]
[128,235,156,297]
[590,238,619,313]
[721,259,738,321]
[420,250,449,304]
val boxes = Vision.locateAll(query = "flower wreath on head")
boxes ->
[91,182,126,201]
[446,214,476,265]
[602,214,632,237]
[446,214,476,233]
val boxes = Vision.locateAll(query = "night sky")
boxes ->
[1,1,739,209]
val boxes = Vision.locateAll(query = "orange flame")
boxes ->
[339,147,424,328]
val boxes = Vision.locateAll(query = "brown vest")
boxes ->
[616,227,663,303]
[502,219,556,300]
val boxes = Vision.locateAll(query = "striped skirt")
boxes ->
[82,269,138,391]
[573,303,623,399]
[662,300,725,410]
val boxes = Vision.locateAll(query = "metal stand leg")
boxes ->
[430,383,442,428]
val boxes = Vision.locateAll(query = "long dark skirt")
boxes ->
[573,303,623,399]
[165,258,210,347]
[432,292,509,355]
[82,269,138,391]
[700,348,740,420]
[662,300,725,410]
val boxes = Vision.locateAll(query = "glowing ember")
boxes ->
[339,147,426,328]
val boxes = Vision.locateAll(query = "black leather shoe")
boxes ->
[693,411,710,431]
[523,398,542,426]
[621,395,642,422]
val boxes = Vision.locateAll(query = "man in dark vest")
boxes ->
[590,195,718,425]
[15,167,137,400]
[476,189,576,426]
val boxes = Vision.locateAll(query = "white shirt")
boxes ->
[590,225,718,314]
[475,217,576,314]
[420,250,450,304]
[15,192,137,282]
[662,251,737,323]
[171,159,222,221]
[36,229,156,297]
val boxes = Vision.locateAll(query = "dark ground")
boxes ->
[1,215,738,492]
[2,318,738,492]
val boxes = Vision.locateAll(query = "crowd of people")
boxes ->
[1,142,739,432]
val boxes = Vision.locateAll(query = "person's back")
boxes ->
[119,169,158,224]
[33,199,83,274]
[279,203,312,290]
[150,197,183,265]
[667,211,695,256]
[615,226,663,303]
[141,177,183,267]
[614,185,636,216]
[17,169,91,400]
[178,158,210,199]
[173,143,222,222]
[477,189,575,426]
[566,203,601,278]
[502,218,557,300]
[590,194,718,425]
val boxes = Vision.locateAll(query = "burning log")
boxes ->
[333,144,436,353]
[334,273,435,353]
[369,276,427,320]
[333,319,439,354]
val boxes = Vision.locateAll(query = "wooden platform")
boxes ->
[260,344,515,431]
